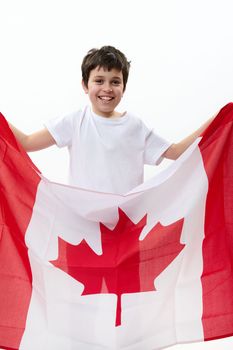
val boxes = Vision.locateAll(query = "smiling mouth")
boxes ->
[98,96,114,101]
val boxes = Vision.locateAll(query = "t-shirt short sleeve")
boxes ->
[144,127,172,166]
[44,111,78,148]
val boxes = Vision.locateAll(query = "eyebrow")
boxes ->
[93,75,122,80]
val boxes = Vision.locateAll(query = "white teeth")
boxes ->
[99,96,113,100]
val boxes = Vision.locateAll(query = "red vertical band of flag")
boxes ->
[199,103,233,340]
[0,113,40,349]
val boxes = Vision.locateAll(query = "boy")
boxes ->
[9,45,217,194]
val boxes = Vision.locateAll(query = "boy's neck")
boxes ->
[91,107,124,119]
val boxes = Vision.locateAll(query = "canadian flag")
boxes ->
[0,103,233,350]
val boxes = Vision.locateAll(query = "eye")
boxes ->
[112,80,121,86]
[95,79,103,84]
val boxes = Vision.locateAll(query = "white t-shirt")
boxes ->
[45,106,171,194]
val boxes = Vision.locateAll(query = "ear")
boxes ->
[82,80,88,94]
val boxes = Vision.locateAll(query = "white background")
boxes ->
[0,0,233,349]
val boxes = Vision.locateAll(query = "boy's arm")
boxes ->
[163,110,219,160]
[9,123,56,152]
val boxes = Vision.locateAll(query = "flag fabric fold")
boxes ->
[0,103,232,350]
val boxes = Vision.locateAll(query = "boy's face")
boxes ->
[82,66,124,118]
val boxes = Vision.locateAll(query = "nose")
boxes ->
[102,82,113,92]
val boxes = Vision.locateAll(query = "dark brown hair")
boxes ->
[81,46,131,92]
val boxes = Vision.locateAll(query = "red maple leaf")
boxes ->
[50,208,185,326]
